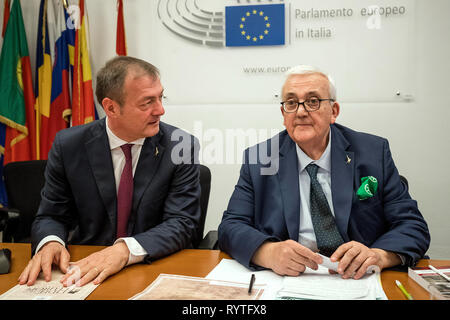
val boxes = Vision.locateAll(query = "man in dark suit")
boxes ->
[19,56,201,286]
[218,65,430,280]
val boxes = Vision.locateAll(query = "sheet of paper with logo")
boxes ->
[130,274,265,300]
[0,270,98,300]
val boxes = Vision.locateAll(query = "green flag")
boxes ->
[0,0,36,163]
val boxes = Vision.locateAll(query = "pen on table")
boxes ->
[428,265,450,282]
[395,280,414,300]
[248,274,255,295]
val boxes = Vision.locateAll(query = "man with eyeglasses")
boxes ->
[218,65,430,279]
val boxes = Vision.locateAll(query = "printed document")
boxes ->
[0,270,98,300]
[206,259,387,300]
[130,274,265,300]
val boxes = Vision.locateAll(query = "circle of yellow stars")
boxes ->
[239,10,270,42]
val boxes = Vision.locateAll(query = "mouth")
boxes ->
[294,123,312,127]
[148,119,160,125]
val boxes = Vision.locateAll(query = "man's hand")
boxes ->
[18,241,70,286]
[60,242,130,287]
[252,240,323,276]
[330,241,401,280]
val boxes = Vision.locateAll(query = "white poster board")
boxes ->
[135,0,415,104]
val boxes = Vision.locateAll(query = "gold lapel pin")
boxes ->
[155,146,159,157]
[346,155,352,164]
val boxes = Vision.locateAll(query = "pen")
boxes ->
[395,280,414,300]
[429,265,450,282]
[248,274,255,295]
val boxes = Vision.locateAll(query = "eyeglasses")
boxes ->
[281,97,335,113]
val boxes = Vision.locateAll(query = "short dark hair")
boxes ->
[95,56,160,106]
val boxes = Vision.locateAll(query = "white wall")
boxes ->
[10,0,450,258]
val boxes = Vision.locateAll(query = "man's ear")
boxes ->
[330,101,340,124]
[280,106,287,127]
[102,97,118,117]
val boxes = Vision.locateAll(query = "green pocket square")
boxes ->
[357,176,378,200]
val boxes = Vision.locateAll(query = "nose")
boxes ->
[153,99,165,116]
[296,103,309,117]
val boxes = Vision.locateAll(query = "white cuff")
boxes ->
[114,237,148,266]
[35,235,66,254]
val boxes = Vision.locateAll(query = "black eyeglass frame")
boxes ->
[280,98,335,113]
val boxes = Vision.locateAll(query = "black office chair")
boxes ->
[0,160,47,243]
[196,164,221,249]
[193,164,212,248]
[399,175,409,190]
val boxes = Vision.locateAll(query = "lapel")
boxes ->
[130,129,165,228]
[330,124,354,241]
[277,133,300,240]
[85,119,117,227]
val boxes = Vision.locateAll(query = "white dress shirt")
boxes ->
[36,117,148,266]
[296,132,334,252]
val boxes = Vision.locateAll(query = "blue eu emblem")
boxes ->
[226,4,285,47]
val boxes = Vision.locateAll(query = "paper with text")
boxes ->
[206,259,387,300]
[0,270,98,300]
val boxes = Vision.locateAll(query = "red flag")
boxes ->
[71,0,95,127]
[116,0,127,56]
[1,0,9,38]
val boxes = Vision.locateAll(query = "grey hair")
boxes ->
[283,65,337,101]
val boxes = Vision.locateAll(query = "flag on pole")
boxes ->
[0,0,37,165]
[34,0,54,160]
[71,0,95,127]
[64,0,75,81]
[0,0,10,206]
[116,0,127,56]
[1,0,10,38]
[39,0,71,159]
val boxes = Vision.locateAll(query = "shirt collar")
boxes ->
[105,117,146,150]
[296,131,332,173]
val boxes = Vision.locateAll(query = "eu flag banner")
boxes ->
[226,4,285,47]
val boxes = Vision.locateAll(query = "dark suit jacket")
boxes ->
[31,119,201,263]
[218,123,430,268]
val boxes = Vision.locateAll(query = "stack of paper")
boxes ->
[280,266,385,300]
[206,259,387,300]
[408,266,450,300]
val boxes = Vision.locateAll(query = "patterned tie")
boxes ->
[305,163,344,257]
[116,144,133,239]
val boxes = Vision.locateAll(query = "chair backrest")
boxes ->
[194,164,211,248]
[3,160,47,242]
[399,175,409,190]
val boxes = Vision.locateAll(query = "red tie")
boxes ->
[116,144,133,238]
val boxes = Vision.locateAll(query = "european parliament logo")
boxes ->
[226,4,285,47]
